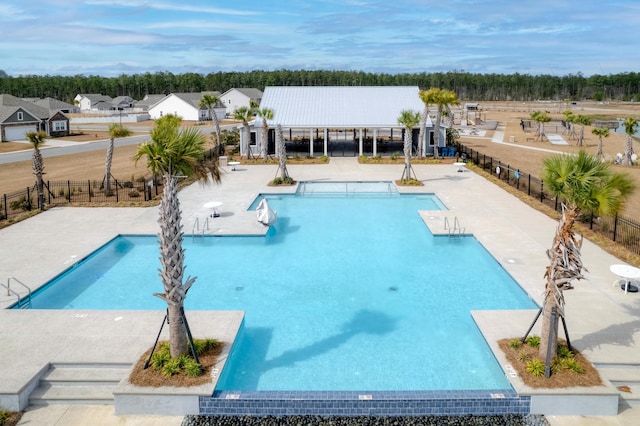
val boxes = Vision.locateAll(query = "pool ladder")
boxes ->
[192,216,209,242]
[444,216,465,239]
[1,276,32,308]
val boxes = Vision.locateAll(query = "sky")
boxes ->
[1,0,639,78]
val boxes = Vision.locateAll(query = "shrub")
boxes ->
[563,358,585,374]
[128,189,140,198]
[9,196,30,211]
[509,339,523,349]
[162,357,182,377]
[183,358,204,377]
[525,359,546,377]
[526,335,540,348]
[557,344,574,359]
[319,155,329,163]
[123,181,134,188]
[517,352,530,363]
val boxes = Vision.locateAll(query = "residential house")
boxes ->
[134,94,167,112]
[220,88,263,116]
[74,94,114,111]
[33,97,79,114]
[147,92,224,121]
[0,94,70,142]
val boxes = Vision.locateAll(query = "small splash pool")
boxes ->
[21,187,537,392]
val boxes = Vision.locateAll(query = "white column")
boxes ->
[373,129,378,157]
[359,128,363,156]
[309,128,314,157]
[324,128,328,156]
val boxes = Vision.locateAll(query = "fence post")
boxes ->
[26,187,32,210]
[3,194,6,219]
[88,180,92,202]
[540,181,544,203]
[590,212,594,230]
[613,214,618,242]
[115,179,119,203]
[507,164,511,183]
[555,196,558,211]
[528,174,531,196]
[68,181,72,203]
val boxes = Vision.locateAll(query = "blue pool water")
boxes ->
[25,191,537,392]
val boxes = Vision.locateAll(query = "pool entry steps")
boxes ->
[1,276,32,309]
[297,181,399,196]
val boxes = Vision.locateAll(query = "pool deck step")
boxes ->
[29,362,131,406]
[595,363,640,406]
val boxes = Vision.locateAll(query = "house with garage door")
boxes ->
[0,94,70,142]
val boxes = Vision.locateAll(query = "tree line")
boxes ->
[1,69,640,104]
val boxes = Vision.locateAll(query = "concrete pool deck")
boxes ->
[1,158,639,424]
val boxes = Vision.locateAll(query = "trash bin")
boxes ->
[219,156,228,167]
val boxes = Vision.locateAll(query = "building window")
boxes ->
[17,111,23,121]
[428,131,435,146]
[53,121,67,131]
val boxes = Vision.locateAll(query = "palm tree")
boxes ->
[276,124,290,180]
[622,117,638,166]
[105,123,131,194]
[417,89,435,160]
[424,88,460,159]
[256,108,274,162]
[199,94,222,152]
[573,115,591,147]
[397,110,420,182]
[233,106,255,158]
[539,151,635,364]
[134,114,221,358]
[591,127,610,159]
[530,111,551,141]
[26,131,47,210]
[562,110,575,140]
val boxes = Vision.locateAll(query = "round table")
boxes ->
[203,201,223,218]
[610,264,640,293]
[228,161,240,171]
[453,162,467,172]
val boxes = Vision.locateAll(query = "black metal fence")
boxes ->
[454,141,640,256]
[1,177,161,222]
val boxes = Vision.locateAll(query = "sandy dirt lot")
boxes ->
[1,103,640,218]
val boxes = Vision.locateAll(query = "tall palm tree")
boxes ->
[26,131,47,210]
[397,110,420,182]
[573,115,591,147]
[417,89,435,160]
[622,117,638,166]
[276,124,290,180]
[256,108,274,162]
[427,88,460,159]
[199,93,222,152]
[539,151,635,364]
[591,127,610,159]
[134,114,221,358]
[233,106,255,158]
[105,123,131,194]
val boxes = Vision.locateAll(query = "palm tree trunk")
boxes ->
[243,123,251,159]
[434,112,442,159]
[156,173,195,357]
[276,124,289,180]
[624,135,634,165]
[403,130,412,181]
[539,206,581,360]
[212,111,222,152]
[577,126,584,147]
[262,123,269,162]
[33,148,44,210]
[597,137,603,158]
[105,139,114,194]
[417,107,428,160]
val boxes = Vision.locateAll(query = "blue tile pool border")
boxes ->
[200,390,530,416]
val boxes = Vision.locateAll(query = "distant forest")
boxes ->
[1,69,640,104]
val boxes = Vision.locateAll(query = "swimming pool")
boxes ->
[23,189,537,393]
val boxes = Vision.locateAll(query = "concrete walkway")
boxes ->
[0,158,639,425]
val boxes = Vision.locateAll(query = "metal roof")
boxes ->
[258,86,424,128]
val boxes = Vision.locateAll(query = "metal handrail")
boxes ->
[192,216,209,242]
[2,276,32,308]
